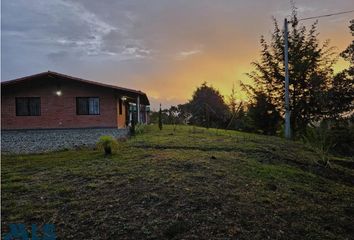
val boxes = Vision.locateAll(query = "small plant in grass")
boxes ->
[135,123,147,134]
[97,135,118,156]
[302,126,333,167]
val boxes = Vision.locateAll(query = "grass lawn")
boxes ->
[1,125,354,239]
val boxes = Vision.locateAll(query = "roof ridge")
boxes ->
[2,71,146,94]
[48,71,145,94]
[1,71,149,105]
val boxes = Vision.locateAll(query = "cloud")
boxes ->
[2,0,151,60]
[176,48,203,60]
[44,0,120,57]
[2,0,353,108]
[122,47,151,59]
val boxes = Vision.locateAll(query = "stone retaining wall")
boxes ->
[1,128,129,154]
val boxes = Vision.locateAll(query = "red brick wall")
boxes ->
[1,78,122,129]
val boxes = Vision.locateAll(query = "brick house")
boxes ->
[1,71,150,153]
[1,71,149,129]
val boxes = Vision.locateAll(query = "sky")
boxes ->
[1,0,353,109]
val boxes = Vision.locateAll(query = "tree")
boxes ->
[326,19,354,119]
[322,19,354,158]
[186,82,229,128]
[166,104,191,125]
[176,104,192,124]
[149,104,191,126]
[226,83,245,130]
[323,19,354,120]
[247,92,281,135]
[228,83,238,114]
[340,19,354,68]
[325,71,354,120]
[244,8,339,137]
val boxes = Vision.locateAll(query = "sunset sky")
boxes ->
[2,0,353,109]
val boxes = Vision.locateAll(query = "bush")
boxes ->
[327,125,354,157]
[302,120,354,160]
[97,135,118,156]
[302,126,333,166]
[135,123,147,135]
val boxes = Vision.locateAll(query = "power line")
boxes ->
[298,9,354,21]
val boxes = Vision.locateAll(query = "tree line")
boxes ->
[151,11,353,156]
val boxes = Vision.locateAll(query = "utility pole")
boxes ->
[284,18,291,139]
[282,10,354,139]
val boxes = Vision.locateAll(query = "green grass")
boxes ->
[2,125,354,239]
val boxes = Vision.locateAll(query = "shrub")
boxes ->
[302,120,354,159]
[302,126,333,166]
[135,123,147,135]
[326,124,354,157]
[97,135,118,156]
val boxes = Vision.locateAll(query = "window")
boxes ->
[76,97,100,115]
[16,97,41,116]
[119,98,123,115]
